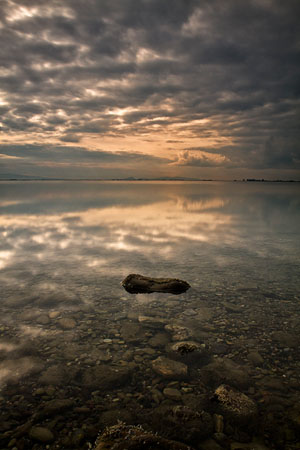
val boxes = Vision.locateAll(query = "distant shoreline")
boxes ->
[0,178,299,183]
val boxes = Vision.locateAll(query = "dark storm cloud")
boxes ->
[0,0,299,175]
[0,144,169,164]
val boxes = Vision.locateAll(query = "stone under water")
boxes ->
[122,274,190,294]
[93,422,193,449]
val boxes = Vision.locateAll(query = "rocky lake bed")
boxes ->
[1,180,299,449]
[0,279,299,450]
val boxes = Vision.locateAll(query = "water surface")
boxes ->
[0,181,299,449]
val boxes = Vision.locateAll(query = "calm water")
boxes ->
[0,181,299,449]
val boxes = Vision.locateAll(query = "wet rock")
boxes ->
[272,331,299,348]
[165,324,191,341]
[151,405,213,445]
[213,432,230,448]
[83,365,133,390]
[288,406,300,432]
[40,399,74,417]
[213,414,224,433]
[151,387,164,404]
[138,315,166,328]
[222,302,244,313]
[71,428,85,447]
[167,340,208,367]
[198,438,222,450]
[230,440,270,449]
[182,309,197,316]
[212,384,258,427]
[36,314,50,325]
[29,426,54,443]
[48,311,60,319]
[98,409,135,428]
[19,310,41,321]
[163,388,182,401]
[58,317,76,329]
[39,364,68,385]
[201,357,250,389]
[152,356,188,378]
[120,322,146,343]
[247,351,264,366]
[170,340,203,355]
[93,422,193,449]
[122,273,190,294]
[257,376,285,391]
[148,332,170,348]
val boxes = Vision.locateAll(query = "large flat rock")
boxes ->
[122,274,190,294]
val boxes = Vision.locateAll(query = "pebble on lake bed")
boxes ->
[29,426,54,443]
[58,318,76,329]
[152,356,188,378]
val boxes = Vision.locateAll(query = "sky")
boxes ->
[0,0,299,180]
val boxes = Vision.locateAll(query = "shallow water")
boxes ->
[0,181,299,449]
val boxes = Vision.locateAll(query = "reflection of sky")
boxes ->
[1,181,300,389]
[1,181,300,296]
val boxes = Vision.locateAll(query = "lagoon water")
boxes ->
[0,181,299,449]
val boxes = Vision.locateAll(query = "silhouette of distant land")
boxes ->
[0,173,298,182]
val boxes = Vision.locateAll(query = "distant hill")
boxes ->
[0,173,50,180]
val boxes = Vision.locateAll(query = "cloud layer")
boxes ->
[0,0,299,178]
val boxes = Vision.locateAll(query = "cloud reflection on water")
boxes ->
[0,181,299,388]
[0,182,299,278]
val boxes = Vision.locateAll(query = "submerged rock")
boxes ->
[83,364,133,390]
[58,317,76,329]
[212,384,258,427]
[152,356,188,378]
[122,274,190,294]
[165,324,191,341]
[201,357,250,389]
[29,426,54,443]
[151,405,213,445]
[170,341,203,355]
[93,422,194,449]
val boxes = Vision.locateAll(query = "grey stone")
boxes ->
[39,365,67,385]
[58,318,76,329]
[149,332,170,348]
[272,331,299,348]
[36,314,50,325]
[120,322,146,343]
[198,439,222,450]
[152,356,188,378]
[247,351,264,366]
[83,365,133,390]
[165,324,191,341]
[138,315,166,328]
[163,387,182,401]
[201,357,250,389]
[29,426,54,443]
[151,405,213,445]
[41,399,74,416]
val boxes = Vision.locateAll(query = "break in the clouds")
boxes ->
[0,0,299,179]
